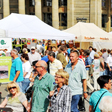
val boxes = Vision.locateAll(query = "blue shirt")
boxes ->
[85,56,92,70]
[10,57,23,82]
[65,62,86,96]
[89,88,112,112]
[67,48,71,57]
[41,56,49,62]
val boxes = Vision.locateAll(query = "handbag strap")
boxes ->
[94,91,107,112]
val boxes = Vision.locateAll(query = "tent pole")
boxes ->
[80,42,82,49]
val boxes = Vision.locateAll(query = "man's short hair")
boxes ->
[89,46,93,49]
[11,49,18,55]
[70,50,80,56]
[84,50,90,56]
[60,45,66,51]
[21,54,29,61]
[48,51,55,58]
[103,48,106,52]
[97,75,111,88]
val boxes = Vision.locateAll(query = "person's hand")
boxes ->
[49,91,55,97]
[83,93,88,99]
[109,68,111,71]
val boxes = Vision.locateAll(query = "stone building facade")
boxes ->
[0,0,111,32]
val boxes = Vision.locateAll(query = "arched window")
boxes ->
[43,0,52,7]
[59,0,67,6]
[102,0,106,8]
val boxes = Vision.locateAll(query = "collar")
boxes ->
[100,88,108,92]
[37,72,48,79]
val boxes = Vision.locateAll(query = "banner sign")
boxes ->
[0,38,12,52]
[0,57,12,83]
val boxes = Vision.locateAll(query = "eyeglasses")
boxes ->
[8,86,16,90]
[35,66,42,68]
[55,76,62,78]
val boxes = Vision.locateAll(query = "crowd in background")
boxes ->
[0,41,112,112]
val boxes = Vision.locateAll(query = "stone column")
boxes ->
[67,0,74,28]
[35,0,42,20]
[106,0,111,32]
[52,0,59,29]
[97,0,101,28]
[3,0,10,18]
[90,0,97,25]
[19,0,25,14]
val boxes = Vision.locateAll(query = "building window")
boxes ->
[59,0,67,6]
[0,0,2,9]
[43,0,52,7]
[111,16,112,27]
[111,0,112,8]
[102,14,107,28]
[43,13,52,26]
[102,0,106,8]
[29,0,35,6]
[59,13,67,26]
[9,0,18,13]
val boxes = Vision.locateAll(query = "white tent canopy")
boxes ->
[0,13,75,40]
[64,22,112,42]
[109,31,112,35]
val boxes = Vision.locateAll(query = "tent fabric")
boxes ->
[0,13,75,40]
[64,22,112,42]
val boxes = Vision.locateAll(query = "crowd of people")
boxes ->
[0,43,112,112]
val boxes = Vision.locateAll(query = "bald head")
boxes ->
[36,60,47,70]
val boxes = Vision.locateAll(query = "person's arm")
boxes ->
[0,98,8,107]
[29,92,34,112]
[13,71,20,82]
[107,63,111,71]
[23,72,28,77]
[22,100,29,112]
[101,61,105,70]
[89,105,93,112]
[82,79,88,99]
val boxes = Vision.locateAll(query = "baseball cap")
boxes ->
[31,46,35,50]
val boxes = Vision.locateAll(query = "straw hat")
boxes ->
[94,53,100,58]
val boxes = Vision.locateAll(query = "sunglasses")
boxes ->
[8,86,16,90]
[35,66,42,68]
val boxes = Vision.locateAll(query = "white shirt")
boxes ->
[50,59,63,76]
[90,50,95,60]
[22,61,31,78]
[106,55,112,67]
[93,59,100,72]
[28,52,41,65]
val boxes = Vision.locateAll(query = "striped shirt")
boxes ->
[48,85,71,112]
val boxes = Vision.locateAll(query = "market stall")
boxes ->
[64,22,112,49]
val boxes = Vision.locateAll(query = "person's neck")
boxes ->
[12,92,18,97]
[24,60,28,63]
[13,55,18,59]
[51,58,55,63]
[39,71,47,80]
[103,87,108,90]
[58,83,63,88]
[72,60,78,67]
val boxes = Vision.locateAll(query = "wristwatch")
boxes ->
[83,91,87,93]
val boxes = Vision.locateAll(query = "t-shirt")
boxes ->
[93,59,100,72]
[99,57,104,72]
[10,57,23,82]
[28,52,41,65]
[89,89,112,112]
[65,62,86,96]
[22,61,31,78]
[49,59,63,76]
[6,93,27,112]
